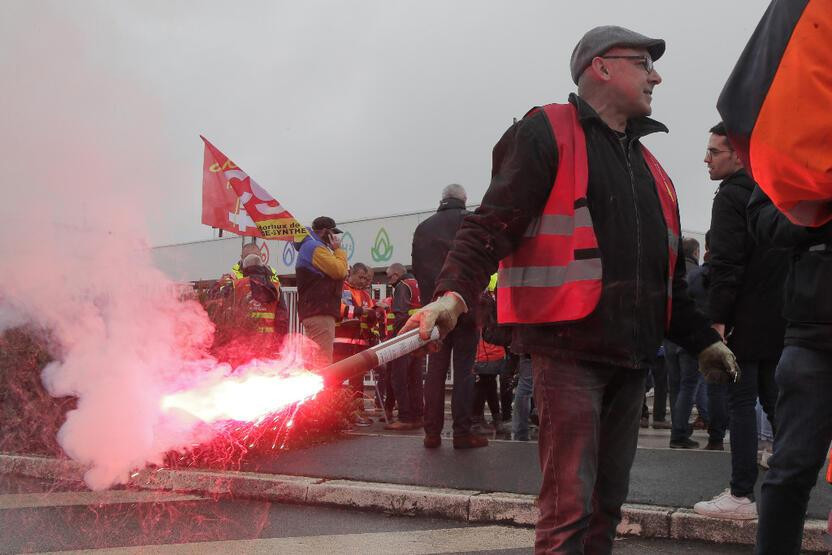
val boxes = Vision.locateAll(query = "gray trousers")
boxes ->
[302,315,335,368]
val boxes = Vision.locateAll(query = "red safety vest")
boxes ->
[231,277,277,334]
[497,102,680,327]
[399,278,422,314]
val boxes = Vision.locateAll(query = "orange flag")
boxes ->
[718,0,832,226]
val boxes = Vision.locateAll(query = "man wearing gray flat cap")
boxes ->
[402,25,739,553]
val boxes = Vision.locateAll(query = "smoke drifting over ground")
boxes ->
[0,9,222,489]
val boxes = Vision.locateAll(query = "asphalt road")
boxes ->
[0,474,756,554]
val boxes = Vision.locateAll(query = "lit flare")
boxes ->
[161,369,323,423]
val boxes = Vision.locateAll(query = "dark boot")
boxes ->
[453,435,489,449]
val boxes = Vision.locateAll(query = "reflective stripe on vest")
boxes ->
[523,206,594,237]
[251,311,275,319]
[336,282,374,345]
[498,259,602,288]
[333,336,370,346]
[497,102,680,326]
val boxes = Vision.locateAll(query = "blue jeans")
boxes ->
[511,356,533,440]
[729,357,779,499]
[423,316,476,437]
[670,349,704,442]
[532,355,646,553]
[666,341,707,419]
[666,342,681,410]
[757,346,832,555]
[756,399,774,441]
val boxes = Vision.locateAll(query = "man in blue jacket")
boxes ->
[294,216,349,368]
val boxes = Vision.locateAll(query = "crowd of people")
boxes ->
[203,23,830,555]
[203,195,541,446]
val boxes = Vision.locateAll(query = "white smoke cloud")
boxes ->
[0,7,220,489]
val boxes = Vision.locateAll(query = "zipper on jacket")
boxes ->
[620,136,642,366]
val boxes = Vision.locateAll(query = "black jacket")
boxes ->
[707,170,788,360]
[747,186,832,352]
[686,259,710,315]
[434,94,719,369]
[412,197,470,306]
[293,232,348,321]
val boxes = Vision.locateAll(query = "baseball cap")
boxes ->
[570,25,665,84]
[311,216,342,234]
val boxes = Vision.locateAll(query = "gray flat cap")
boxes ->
[570,25,665,84]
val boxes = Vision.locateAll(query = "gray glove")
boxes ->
[400,293,466,340]
[698,341,741,384]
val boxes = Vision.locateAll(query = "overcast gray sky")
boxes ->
[1,0,769,247]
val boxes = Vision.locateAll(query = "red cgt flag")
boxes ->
[201,136,308,240]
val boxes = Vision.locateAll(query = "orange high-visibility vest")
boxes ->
[335,281,374,347]
[497,102,680,326]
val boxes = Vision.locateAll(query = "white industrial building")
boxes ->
[151,208,706,283]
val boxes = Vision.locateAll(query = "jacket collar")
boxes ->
[719,168,754,192]
[437,197,466,212]
[569,93,668,139]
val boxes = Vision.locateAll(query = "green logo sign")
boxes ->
[371,227,394,262]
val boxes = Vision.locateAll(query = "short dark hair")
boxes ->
[387,263,406,275]
[351,262,370,274]
[709,122,727,136]
[682,237,700,259]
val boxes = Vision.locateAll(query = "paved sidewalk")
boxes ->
[241,432,830,520]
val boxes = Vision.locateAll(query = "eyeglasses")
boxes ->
[705,148,733,158]
[601,55,654,73]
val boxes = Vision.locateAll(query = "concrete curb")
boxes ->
[1,453,828,551]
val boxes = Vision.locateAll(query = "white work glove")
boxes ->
[698,341,741,384]
[400,293,466,340]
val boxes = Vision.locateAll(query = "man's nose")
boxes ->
[649,69,662,85]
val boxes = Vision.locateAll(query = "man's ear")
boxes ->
[589,57,610,80]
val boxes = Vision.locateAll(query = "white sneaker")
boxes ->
[693,489,758,520]
[759,449,773,469]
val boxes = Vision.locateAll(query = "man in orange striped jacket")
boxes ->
[334,262,379,425]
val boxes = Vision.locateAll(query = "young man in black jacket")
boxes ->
[693,123,788,521]
[748,186,832,554]
[412,184,486,449]
[402,26,738,553]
